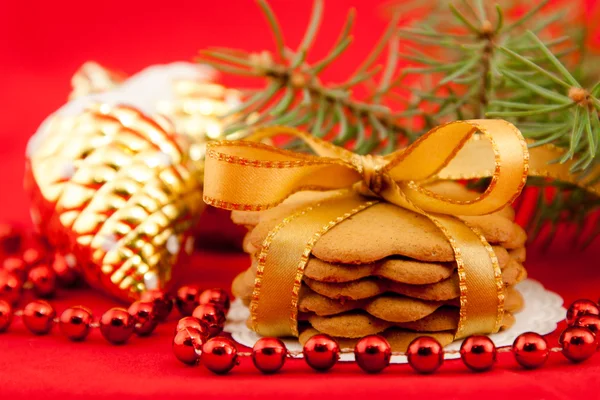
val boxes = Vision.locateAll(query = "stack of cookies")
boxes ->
[231,182,527,350]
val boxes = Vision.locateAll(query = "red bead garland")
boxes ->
[460,335,497,372]
[23,300,56,335]
[560,326,597,362]
[175,285,201,317]
[192,303,226,337]
[0,270,22,305]
[252,337,287,374]
[173,327,205,365]
[406,336,444,374]
[575,314,600,349]
[512,332,549,369]
[202,337,238,374]
[302,334,340,371]
[140,290,173,322]
[198,288,231,313]
[128,301,158,336]
[59,306,93,341]
[2,222,600,377]
[566,299,600,325]
[28,264,56,298]
[354,335,392,373]
[99,308,135,344]
[0,299,13,332]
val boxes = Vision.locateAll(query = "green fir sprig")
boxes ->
[198,0,600,246]
[199,0,407,154]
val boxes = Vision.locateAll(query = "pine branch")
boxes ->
[197,0,410,154]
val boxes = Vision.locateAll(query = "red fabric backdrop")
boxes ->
[1,1,600,399]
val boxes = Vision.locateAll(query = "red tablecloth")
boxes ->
[1,1,600,399]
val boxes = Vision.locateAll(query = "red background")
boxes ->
[1,0,600,399]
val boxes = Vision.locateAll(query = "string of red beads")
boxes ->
[172,298,600,374]
[2,223,600,375]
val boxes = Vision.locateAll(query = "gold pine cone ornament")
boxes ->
[25,62,238,301]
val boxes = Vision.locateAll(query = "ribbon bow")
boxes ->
[204,120,529,339]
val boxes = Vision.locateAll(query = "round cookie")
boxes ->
[307,309,516,338]
[301,245,512,285]
[302,259,526,301]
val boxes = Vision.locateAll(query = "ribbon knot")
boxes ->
[353,154,386,196]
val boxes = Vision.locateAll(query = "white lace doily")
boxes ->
[224,279,565,363]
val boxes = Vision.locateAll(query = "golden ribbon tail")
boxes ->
[204,120,531,338]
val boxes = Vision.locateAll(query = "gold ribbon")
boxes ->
[203,119,598,339]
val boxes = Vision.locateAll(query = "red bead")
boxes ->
[28,264,56,298]
[21,238,49,267]
[252,337,287,374]
[406,336,444,374]
[566,299,599,325]
[303,334,340,371]
[59,306,92,341]
[353,335,391,373]
[128,301,158,336]
[23,300,56,335]
[575,314,600,349]
[100,307,135,344]
[173,327,205,365]
[0,223,22,255]
[201,337,238,374]
[192,304,226,337]
[560,326,597,362]
[52,253,79,287]
[175,285,200,316]
[198,288,231,312]
[175,316,210,339]
[0,269,22,305]
[460,335,496,372]
[140,290,173,322]
[2,256,27,281]
[512,332,549,369]
[0,299,13,332]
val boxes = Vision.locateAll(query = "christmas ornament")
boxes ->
[201,337,238,374]
[26,61,242,301]
[354,335,392,373]
[406,336,444,374]
[460,335,497,372]
[173,327,204,365]
[99,308,135,344]
[560,326,597,362]
[251,337,287,374]
[127,301,158,336]
[175,285,201,316]
[59,306,93,341]
[192,304,225,337]
[26,104,202,302]
[23,300,56,335]
[566,299,600,325]
[512,332,549,369]
[302,334,340,371]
